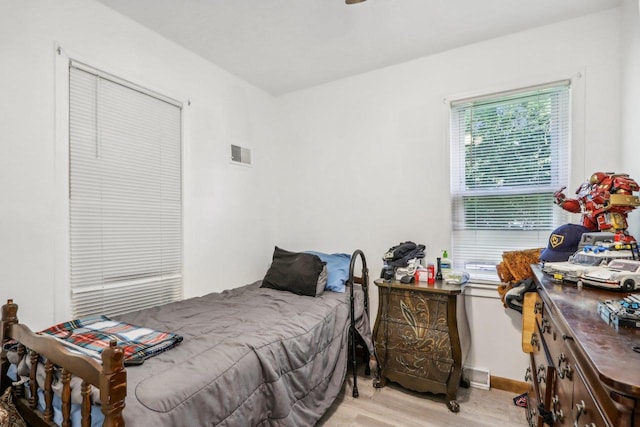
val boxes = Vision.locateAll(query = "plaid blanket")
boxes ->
[40,315,183,364]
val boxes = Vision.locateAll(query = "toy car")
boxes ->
[582,241,637,252]
[541,249,635,282]
[582,244,609,254]
[578,232,616,249]
[581,259,640,291]
[613,242,636,250]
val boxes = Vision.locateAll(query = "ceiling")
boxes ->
[96,0,622,95]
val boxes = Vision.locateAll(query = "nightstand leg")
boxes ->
[460,376,471,388]
[446,397,460,412]
[373,375,386,388]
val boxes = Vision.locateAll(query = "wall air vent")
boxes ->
[463,367,490,390]
[230,144,252,166]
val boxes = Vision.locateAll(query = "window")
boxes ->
[69,63,183,317]
[449,82,570,282]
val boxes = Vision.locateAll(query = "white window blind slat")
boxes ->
[449,83,570,282]
[69,66,182,318]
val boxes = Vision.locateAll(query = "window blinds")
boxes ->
[449,82,570,281]
[69,64,183,317]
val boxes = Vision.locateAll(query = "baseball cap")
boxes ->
[540,224,591,262]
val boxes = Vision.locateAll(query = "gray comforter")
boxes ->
[110,281,373,426]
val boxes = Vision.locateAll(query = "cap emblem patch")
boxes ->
[550,234,565,248]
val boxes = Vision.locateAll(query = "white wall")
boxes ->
[621,0,640,239]
[0,0,279,329]
[275,9,623,380]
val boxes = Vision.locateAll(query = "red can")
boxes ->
[427,264,435,284]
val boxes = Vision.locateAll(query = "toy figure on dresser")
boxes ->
[540,226,637,282]
[597,294,640,328]
[553,171,640,243]
[542,248,635,283]
[580,258,640,291]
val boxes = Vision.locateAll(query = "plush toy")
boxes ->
[497,248,542,307]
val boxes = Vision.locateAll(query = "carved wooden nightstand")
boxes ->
[372,279,470,412]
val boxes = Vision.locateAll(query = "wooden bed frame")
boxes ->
[0,250,372,427]
[0,300,126,427]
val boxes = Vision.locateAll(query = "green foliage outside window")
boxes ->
[457,90,565,231]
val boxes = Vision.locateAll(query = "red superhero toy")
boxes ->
[554,172,640,242]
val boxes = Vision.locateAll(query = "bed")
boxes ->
[0,248,376,426]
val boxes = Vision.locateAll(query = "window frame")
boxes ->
[447,80,574,283]
[54,45,185,321]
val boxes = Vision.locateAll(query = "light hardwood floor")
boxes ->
[317,369,528,427]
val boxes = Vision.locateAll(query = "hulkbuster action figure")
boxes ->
[554,172,640,243]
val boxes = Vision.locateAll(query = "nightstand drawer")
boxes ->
[386,290,450,332]
[378,319,453,359]
[384,348,453,389]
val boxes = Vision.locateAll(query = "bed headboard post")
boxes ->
[99,340,127,427]
[1,299,19,395]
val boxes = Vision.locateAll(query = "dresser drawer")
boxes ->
[541,307,573,426]
[531,327,556,426]
[525,354,543,427]
[572,365,608,427]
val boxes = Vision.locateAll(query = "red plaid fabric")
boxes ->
[40,315,182,363]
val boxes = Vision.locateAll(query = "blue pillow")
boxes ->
[305,251,351,293]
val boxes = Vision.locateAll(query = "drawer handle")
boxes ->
[553,408,564,422]
[557,353,573,380]
[534,301,542,314]
[575,400,586,421]
[531,332,540,350]
[563,363,573,380]
[541,318,550,334]
[557,353,570,380]
[557,352,566,365]
[537,364,546,383]
[524,367,532,382]
[552,394,564,422]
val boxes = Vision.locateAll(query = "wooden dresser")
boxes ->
[372,279,470,412]
[524,265,640,427]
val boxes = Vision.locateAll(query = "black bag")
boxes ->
[504,278,536,313]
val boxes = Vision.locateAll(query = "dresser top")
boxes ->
[531,265,640,396]
[374,278,464,295]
